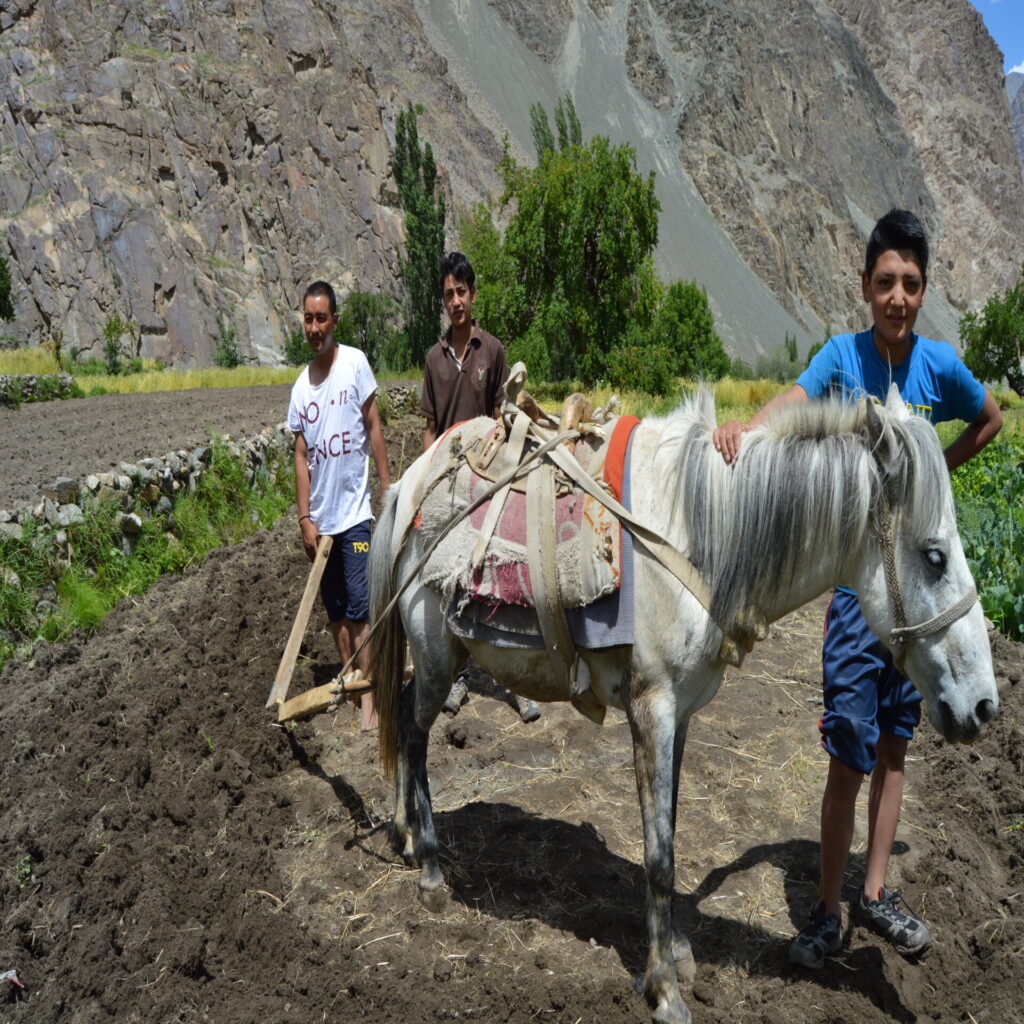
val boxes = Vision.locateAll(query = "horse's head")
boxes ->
[851,386,998,745]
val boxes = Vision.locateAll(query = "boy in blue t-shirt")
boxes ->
[713,209,1002,968]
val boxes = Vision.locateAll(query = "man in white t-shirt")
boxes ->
[288,280,391,730]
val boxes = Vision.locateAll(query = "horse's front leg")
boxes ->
[629,699,692,1024]
[395,678,447,910]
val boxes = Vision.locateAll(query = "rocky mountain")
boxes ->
[1009,72,1024,182]
[1,0,1022,367]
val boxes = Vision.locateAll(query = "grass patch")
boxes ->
[76,365,300,395]
[0,439,294,670]
[0,348,61,374]
[0,349,300,394]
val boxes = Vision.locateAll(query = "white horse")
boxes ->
[368,386,997,1024]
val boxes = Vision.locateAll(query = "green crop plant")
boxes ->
[951,429,1024,640]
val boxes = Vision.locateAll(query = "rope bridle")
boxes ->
[872,488,977,669]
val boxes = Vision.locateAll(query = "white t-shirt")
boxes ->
[287,345,378,535]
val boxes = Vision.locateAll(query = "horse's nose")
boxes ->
[975,697,997,725]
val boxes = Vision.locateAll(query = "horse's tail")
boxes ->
[370,482,405,779]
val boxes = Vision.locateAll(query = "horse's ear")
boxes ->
[864,398,895,469]
[884,382,907,416]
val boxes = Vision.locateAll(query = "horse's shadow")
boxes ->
[429,801,917,1022]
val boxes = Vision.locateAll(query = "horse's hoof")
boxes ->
[652,996,692,1024]
[419,884,449,913]
[672,935,695,988]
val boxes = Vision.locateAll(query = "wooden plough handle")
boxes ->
[265,534,333,708]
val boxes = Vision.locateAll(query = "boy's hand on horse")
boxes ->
[713,420,747,464]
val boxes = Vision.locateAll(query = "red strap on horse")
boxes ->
[603,416,641,502]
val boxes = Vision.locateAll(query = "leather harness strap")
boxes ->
[526,461,577,687]
[472,409,532,569]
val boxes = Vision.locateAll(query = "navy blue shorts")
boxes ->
[319,520,371,624]
[818,589,922,775]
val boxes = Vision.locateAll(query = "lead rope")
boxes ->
[874,490,978,666]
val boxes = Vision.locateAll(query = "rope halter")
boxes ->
[873,490,977,667]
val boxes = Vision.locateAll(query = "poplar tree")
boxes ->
[0,255,14,321]
[393,103,446,364]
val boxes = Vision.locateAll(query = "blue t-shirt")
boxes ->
[798,329,985,600]
[796,329,985,425]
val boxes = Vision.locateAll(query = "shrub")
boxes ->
[960,267,1024,397]
[102,314,130,375]
[346,291,408,373]
[214,316,242,369]
[650,280,729,380]
[73,356,109,376]
[754,346,802,384]
[284,326,308,366]
[604,325,677,396]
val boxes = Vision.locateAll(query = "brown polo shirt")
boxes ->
[420,321,508,434]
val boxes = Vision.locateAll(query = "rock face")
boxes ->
[1,0,1022,365]
[1009,72,1024,182]
[648,0,1023,327]
[0,0,501,365]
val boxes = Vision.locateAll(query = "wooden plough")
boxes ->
[265,535,374,724]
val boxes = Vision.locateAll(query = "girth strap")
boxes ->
[526,462,576,686]
[472,410,532,569]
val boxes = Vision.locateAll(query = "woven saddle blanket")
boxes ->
[417,416,634,612]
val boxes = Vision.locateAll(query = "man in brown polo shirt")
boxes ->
[421,251,508,446]
[420,250,540,723]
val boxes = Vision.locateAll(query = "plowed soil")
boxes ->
[1,387,1022,1024]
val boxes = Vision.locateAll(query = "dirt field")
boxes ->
[1,388,1022,1024]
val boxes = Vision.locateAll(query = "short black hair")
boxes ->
[303,280,337,314]
[865,209,929,279]
[439,251,475,292]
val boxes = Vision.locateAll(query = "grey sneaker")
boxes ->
[858,886,933,954]
[515,696,541,723]
[788,902,842,969]
[442,679,469,715]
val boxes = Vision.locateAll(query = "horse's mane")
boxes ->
[647,389,951,638]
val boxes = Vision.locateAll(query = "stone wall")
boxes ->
[0,372,77,406]
[0,424,293,554]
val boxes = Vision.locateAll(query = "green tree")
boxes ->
[492,134,660,382]
[345,291,409,372]
[102,314,129,375]
[784,331,797,363]
[553,93,582,151]
[649,280,729,380]
[529,102,555,159]
[961,268,1024,397]
[284,326,308,366]
[214,315,242,368]
[393,103,446,366]
[0,255,13,321]
[605,322,677,395]
[529,93,580,159]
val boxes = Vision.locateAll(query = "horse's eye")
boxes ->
[923,547,946,573]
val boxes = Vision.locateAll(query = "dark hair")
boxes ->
[439,251,475,292]
[865,209,929,279]
[303,280,337,314]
